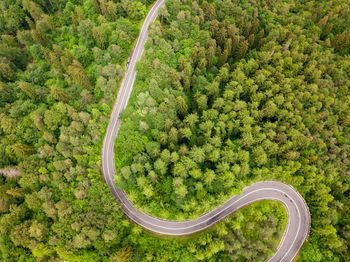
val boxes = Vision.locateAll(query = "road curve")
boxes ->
[101,0,311,261]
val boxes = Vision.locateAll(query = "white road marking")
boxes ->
[101,1,311,261]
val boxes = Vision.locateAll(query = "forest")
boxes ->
[0,0,349,261]
[115,0,350,260]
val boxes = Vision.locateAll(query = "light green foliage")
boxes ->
[0,0,162,261]
[114,0,350,261]
[0,0,349,261]
[111,246,133,262]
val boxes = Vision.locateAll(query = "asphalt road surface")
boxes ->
[101,0,311,261]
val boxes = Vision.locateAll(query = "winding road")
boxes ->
[101,0,311,261]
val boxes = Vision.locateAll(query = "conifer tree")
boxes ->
[18,81,36,100]
[67,60,91,89]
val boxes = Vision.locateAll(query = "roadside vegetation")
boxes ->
[115,0,350,261]
[0,0,348,261]
[0,0,287,261]
[0,0,155,261]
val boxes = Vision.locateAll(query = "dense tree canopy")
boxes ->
[115,0,350,261]
[0,0,349,261]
